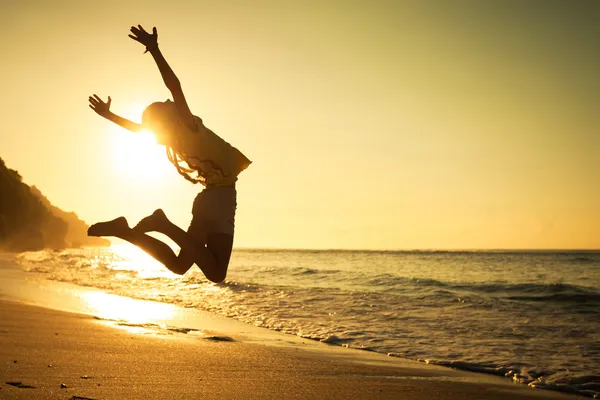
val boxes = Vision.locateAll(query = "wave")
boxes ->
[289,267,342,276]
[455,282,600,308]
[571,256,598,264]
[367,274,448,289]
[506,291,600,305]
[363,273,600,304]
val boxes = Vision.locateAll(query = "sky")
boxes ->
[1,0,599,250]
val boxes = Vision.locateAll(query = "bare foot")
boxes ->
[133,209,168,233]
[88,217,130,237]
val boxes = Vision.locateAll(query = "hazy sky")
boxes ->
[1,0,598,249]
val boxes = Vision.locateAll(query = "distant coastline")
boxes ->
[0,158,109,252]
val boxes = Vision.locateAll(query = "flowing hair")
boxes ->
[144,101,227,186]
[166,146,227,186]
[166,146,207,185]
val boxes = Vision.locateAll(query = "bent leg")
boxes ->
[133,209,233,282]
[177,232,233,283]
[88,216,193,275]
[132,233,192,275]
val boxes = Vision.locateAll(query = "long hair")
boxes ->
[166,146,206,185]
[144,100,227,186]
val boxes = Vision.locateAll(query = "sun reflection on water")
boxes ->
[108,243,178,279]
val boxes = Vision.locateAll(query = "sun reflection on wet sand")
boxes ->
[82,291,177,324]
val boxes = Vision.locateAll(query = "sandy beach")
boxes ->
[0,254,584,400]
[0,300,584,400]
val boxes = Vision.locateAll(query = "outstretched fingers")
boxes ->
[129,25,148,39]
[129,26,142,42]
[128,34,139,43]
[89,96,99,108]
[88,94,110,114]
[89,94,104,105]
[128,25,157,45]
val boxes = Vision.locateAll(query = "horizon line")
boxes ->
[229,247,600,253]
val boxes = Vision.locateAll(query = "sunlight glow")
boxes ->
[111,129,171,181]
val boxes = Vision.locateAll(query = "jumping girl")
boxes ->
[87,25,251,283]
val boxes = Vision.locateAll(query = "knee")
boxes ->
[168,259,193,276]
[204,263,228,283]
[205,270,227,283]
[172,269,188,276]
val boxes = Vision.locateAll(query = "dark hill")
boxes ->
[0,158,109,252]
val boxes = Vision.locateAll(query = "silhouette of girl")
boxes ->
[88,25,251,283]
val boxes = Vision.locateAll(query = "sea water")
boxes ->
[16,247,600,398]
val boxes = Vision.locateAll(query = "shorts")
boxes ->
[189,186,237,237]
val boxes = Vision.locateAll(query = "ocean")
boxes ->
[16,247,600,398]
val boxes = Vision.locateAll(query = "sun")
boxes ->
[111,129,172,181]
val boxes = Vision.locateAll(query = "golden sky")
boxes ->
[1,0,598,249]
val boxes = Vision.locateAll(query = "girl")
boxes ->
[88,25,251,283]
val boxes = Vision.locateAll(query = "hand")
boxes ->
[88,94,111,117]
[129,25,158,50]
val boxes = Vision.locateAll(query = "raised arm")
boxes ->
[128,25,197,132]
[88,94,142,133]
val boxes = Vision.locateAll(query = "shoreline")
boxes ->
[0,253,584,399]
[2,300,580,400]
